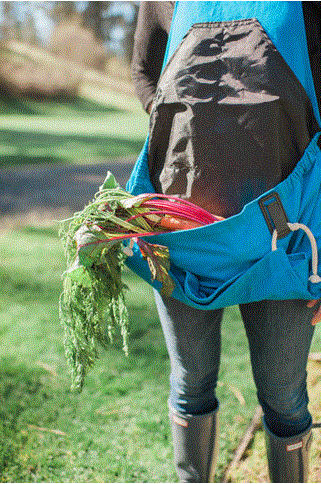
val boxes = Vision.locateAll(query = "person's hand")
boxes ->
[147,101,153,114]
[307,299,321,325]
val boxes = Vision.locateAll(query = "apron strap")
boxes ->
[259,192,292,239]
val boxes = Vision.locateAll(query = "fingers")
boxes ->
[306,299,321,325]
[307,299,321,325]
[311,308,321,325]
[307,299,319,308]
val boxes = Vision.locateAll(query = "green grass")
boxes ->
[226,357,321,483]
[0,226,175,482]
[0,94,119,117]
[0,96,149,168]
[0,226,320,482]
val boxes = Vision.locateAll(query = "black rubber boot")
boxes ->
[264,419,312,483]
[169,405,219,482]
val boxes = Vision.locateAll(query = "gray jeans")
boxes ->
[154,290,316,437]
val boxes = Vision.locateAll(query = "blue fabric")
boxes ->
[126,1,321,309]
[126,134,321,308]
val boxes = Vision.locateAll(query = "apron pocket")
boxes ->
[171,249,314,309]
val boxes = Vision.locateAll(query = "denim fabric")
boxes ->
[154,290,316,437]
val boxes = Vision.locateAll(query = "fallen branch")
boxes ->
[308,352,321,362]
[28,425,66,436]
[228,385,245,406]
[222,405,263,483]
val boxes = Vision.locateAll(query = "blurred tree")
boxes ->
[20,11,38,45]
[48,1,111,70]
[0,2,56,45]
[0,0,139,102]
[122,2,139,64]
[48,17,107,71]
[82,1,109,41]
[51,1,76,23]
[0,1,139,66]
[0,1,19,41]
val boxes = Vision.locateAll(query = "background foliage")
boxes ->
[0,1,137,101]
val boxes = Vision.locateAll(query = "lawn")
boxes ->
[0,94,149,168]
[1,225,321,482]
[0,226,174,482]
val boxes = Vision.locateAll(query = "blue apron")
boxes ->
[125,1,321,309]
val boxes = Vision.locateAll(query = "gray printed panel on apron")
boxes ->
[148,18,318,218]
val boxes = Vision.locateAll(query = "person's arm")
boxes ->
[131,2,173,113]
[302,1,321,115]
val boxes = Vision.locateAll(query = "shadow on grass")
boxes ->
[0,129,145,167]
[0,154,65,167]
[0,92,39,115]
[20,226,59,238]
[0,261,62,303]
[30,97,121,117]
[0,93,121,117]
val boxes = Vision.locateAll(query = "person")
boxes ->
[130,2,321,482]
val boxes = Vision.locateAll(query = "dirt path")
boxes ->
[0,158,135,230]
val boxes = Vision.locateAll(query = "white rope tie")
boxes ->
[271,222,321,283]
